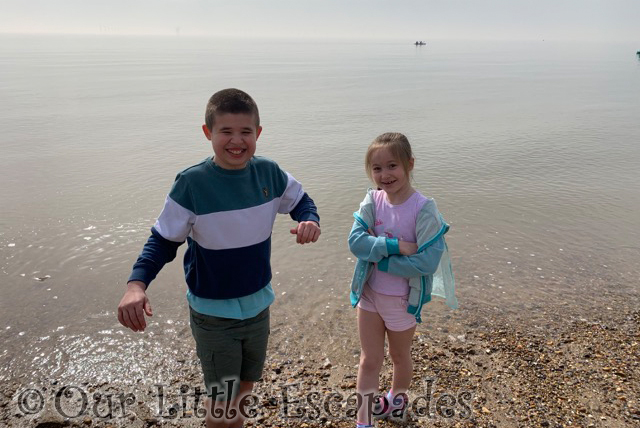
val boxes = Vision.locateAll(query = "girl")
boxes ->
[348,132,457,427]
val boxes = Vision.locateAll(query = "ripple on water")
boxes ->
[0,313,197,387]
[1,217,151,281]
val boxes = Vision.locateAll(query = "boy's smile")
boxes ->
[202,113,262,170]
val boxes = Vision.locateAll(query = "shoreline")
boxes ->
[2,292,638,428]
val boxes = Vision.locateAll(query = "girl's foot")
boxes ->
[372,394,389,419]
[373,390,408,420]
[387,392,409,422]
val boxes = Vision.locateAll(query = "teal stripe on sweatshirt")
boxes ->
[169,156,289,215]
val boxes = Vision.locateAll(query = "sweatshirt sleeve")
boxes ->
[127,174,195,288]
[128,227,184,287]
[276,168,320,224]
[289,192,320,224]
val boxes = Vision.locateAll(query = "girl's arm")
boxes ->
[348,218,402,263]
[377,236,445,278]
[378,199,448,278]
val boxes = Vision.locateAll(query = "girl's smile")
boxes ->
[369,147,415,205]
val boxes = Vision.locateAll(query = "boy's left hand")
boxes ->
[290,221,321,244]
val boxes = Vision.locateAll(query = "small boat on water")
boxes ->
[414,41,426,46]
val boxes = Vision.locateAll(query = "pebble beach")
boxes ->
[2,273,638,428]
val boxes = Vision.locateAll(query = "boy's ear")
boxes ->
[202,124,212,140]
[256,126,263,139]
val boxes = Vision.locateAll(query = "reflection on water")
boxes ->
[0,36,639,386]
[1,310,195,385]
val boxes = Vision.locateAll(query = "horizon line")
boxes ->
[0,32,636,44]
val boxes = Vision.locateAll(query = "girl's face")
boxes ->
[369,147,414,201]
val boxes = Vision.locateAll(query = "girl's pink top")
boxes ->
[367,190,429,296]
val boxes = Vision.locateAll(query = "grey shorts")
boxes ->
[189,307,270,400]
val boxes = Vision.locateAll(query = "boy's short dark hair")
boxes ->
[205,88,260,130]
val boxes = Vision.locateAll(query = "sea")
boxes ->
[0,35,639,388]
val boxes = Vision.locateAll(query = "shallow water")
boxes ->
[0,35,639,387]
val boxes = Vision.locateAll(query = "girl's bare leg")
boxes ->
[356,307,386,425]
[386,325,416,395]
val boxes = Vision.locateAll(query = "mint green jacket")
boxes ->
[348,190,457,322]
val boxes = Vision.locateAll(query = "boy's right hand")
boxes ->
[117,281,153,332]
[398,241,418,256]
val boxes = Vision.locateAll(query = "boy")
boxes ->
[117,88,320,428]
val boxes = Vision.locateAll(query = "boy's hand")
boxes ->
[290,221,321,244]
[117,281,153,332]
[398,241,418,256]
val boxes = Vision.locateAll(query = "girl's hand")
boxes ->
[398,241,418,256]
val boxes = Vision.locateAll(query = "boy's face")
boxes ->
[202,113,262,170]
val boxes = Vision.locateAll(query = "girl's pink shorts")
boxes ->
[357,284,417,332]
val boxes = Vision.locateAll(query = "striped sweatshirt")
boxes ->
[128,156,319,299]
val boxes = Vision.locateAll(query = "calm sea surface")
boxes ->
[1,35,639,385]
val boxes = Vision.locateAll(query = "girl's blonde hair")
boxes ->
[365,132,414,181]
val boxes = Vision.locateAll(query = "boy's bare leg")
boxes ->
[230,381,254,428]
[204,398,226,428]
[205,381,254,428]
[356,308,386,425]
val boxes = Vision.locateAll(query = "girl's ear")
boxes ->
[408,157,415,171]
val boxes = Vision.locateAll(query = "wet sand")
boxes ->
[2,274,638,428]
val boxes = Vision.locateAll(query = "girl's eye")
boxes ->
[389,164,397,169]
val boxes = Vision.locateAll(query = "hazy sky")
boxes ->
[1,0,639,42]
